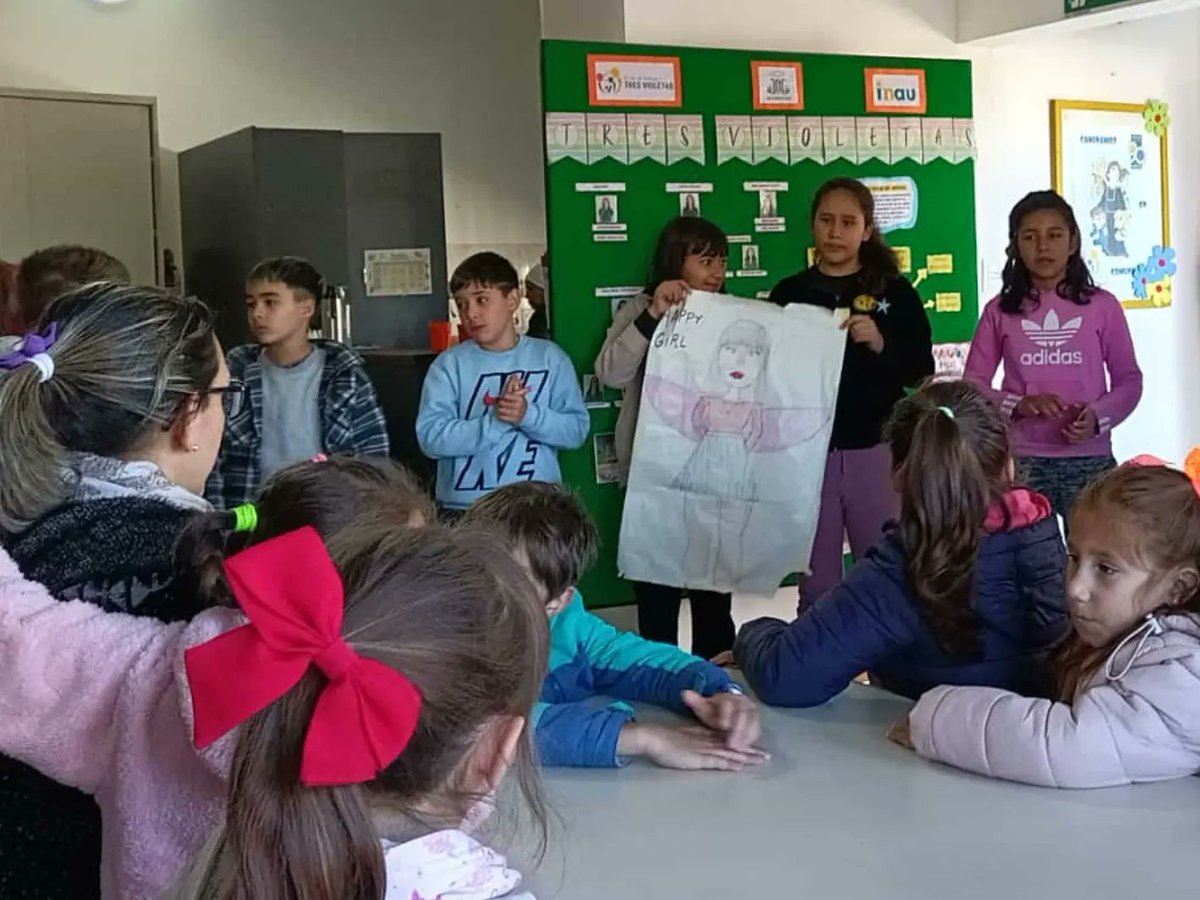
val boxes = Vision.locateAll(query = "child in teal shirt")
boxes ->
[464,482,768,769]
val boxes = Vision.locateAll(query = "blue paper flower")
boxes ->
[1147,245,1177,278]
[1132,265,1151,300]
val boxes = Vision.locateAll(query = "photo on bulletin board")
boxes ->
[582,372,609,409]
[680,192,702,217]
[1051,99,1173,309]
[595,194,620,225]
[593,433,621,484]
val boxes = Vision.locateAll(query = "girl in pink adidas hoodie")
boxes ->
[0,458,543,900]
[893,461,1200,787]
[965,191,1142,528]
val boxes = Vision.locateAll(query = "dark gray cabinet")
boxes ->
[180,127,447,351]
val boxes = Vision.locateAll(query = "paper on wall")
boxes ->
[627,114,667,164]
[618,292,845,594]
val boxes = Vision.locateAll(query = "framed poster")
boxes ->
[1051,100,1172,309]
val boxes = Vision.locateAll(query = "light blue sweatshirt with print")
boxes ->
[416,337,590,509]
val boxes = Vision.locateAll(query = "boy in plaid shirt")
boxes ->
[206,256,389,508]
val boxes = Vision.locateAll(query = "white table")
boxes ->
[525,684,1200,899]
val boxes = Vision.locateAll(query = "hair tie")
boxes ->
[184,527,423,786]
[937,405,956,421]
[1129,447,1200,498]
[310,453,329,463]
[0,322,58,383]
[231,503,258,533]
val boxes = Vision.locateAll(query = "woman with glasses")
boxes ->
[0,281,239,899]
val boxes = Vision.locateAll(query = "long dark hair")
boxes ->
[1056,465,1200,698]
[999,190,1095,314]
[178,456,435,604]
[810,178,899,296]
[178,524,549,900]
[885,381,1012,656]
[645,216,728,293]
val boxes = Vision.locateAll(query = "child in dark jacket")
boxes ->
[733,380,1070,707]
[463,482,768,771]
[207,257,390,509]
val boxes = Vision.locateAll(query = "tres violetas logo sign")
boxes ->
[864,68,928,114]
[587,54,682,108]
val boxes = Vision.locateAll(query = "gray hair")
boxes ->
[0,282,220,532]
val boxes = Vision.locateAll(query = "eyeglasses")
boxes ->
[208,379,247,419]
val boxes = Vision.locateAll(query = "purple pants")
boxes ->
[799,444,898,613]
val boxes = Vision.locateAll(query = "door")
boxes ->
[0,91,158,283]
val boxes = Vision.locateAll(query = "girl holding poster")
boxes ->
[595,216,735,658]
[770,177,934,612]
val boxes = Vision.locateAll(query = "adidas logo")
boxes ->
[1020,310,1084,367]
[1021,309,1082,348]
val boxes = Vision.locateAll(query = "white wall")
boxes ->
[624,0,1200,463]
[958,0,1200,42]
[0,0,547,274]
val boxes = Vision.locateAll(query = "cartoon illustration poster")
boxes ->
[619,293,845,594]
[1055,104,1169,304]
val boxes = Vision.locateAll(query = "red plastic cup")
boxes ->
[429,320,452,351]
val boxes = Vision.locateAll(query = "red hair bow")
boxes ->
[185,527,422,787]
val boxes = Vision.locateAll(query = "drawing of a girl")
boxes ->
[646,319,828,587]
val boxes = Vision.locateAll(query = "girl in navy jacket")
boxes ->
[733,380,1070,707]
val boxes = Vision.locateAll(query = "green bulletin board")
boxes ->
[541,39,979,608]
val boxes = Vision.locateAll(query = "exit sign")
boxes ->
[1065,0,1132,13]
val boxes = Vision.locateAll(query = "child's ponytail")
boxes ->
[886,381,1012,656]
[175,524,549,900]
[196,675,385,900]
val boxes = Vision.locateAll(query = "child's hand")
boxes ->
[1016,393,1068,419]
[649,280,690,318]
[1063,405,1099,443]
[841,314,884,353]
[495,375,529,424]
[622,722,769,772]
[683,689,762,751]
[886,714,915,751]
[709,650,736,667]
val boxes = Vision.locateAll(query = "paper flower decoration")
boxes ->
[1132,264,1151,300]
[1186,448,1200,488]
[1148,275,1173,308]
[1148,245,1177,278]
[1143,100,1170,136]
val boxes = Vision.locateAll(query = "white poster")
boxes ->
[1055,104,1169,305]
[619,293,845,595]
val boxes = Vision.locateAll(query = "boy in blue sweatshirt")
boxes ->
[464,482,769,770]
[417,252,589,515]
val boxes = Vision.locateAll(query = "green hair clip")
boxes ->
[232,503,258,533]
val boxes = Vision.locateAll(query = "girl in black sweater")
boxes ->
[770,178,934,612]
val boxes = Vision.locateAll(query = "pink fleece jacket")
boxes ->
[911,613,1200,788]
[964,289,1142,458]
[0,547,241,899]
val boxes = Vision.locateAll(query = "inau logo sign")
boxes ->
[865,68,928,114]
